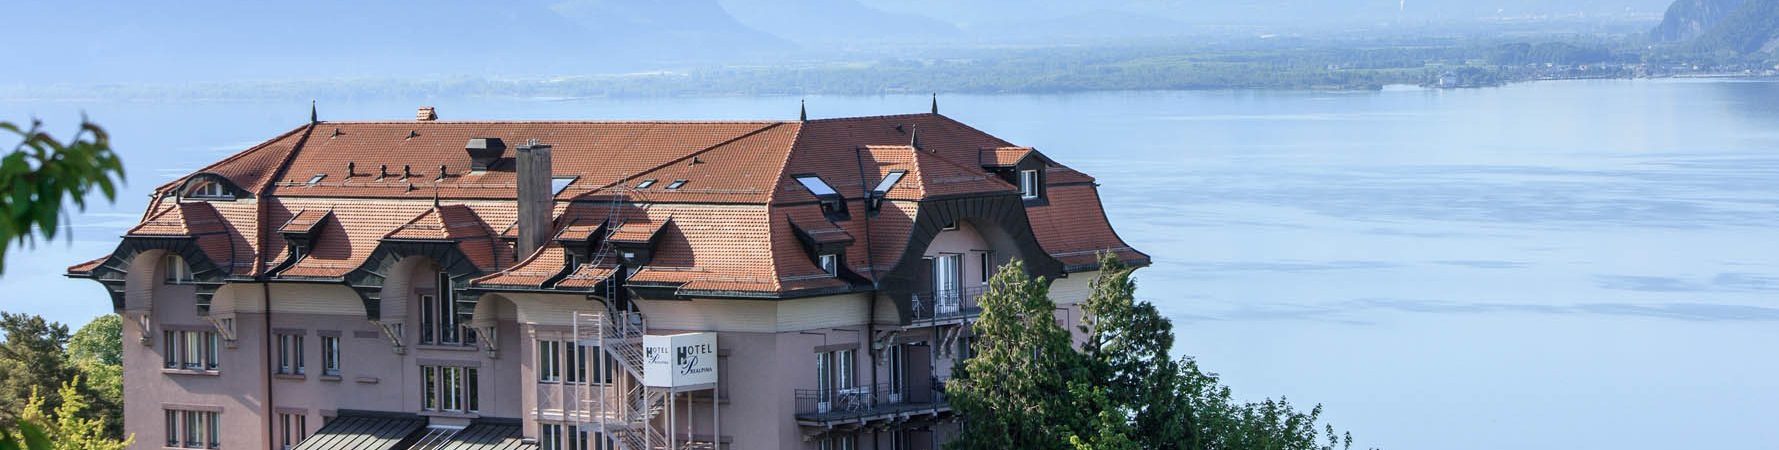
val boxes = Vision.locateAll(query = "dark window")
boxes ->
[320,336,340,376]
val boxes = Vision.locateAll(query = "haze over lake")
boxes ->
[4,78,1777,449]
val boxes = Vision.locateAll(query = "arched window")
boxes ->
[164,254,193,283]
[187,180,231,199]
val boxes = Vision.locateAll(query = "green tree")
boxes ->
[946,260,1092,450]
[0,118,125,273]
[66,316,123,438]
[0,421,53,450]
[0,313,76,429]
[19,378,131,450]
[953,254,1358,450]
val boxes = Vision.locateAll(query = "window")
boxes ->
[421,272,462,345]
[933,254,962,311]
[873,171,905,194]
[279,412,308,450]
[979,251,994,285]
[565,425,614,450]
[163,330,220,371]
[188,181,230,199]
[320,335,341,377]
[537,340,561,383]
[421,365,478,413]
[816,348,854,411]
[665,179,687,190]
[634,179,656,189]
[795,176,838,196]
[165,409,219,449]
[1019,169,1040,199]
[543,340,611,384]
[818,254,838,277]
[540,424,562,450]
[820,435,856,450]
[275,332,304,375]
[305,174,326,186]
[164,254,193,283]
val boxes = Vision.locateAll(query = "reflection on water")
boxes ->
[4,79,1778,449]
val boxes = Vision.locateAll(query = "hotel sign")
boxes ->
[642,332,718,388]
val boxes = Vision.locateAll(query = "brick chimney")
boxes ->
[416,106,437,121]
[514,140,553,258]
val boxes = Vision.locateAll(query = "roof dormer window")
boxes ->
[164,254,192,283]
[188,180,231,200]
[872,171,905,194]
[1019,169,1040,200]
[818,254,838,277]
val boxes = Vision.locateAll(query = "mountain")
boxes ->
[0,0,791,84]
[1651,0,1748,41]
[718,0,960,47]
[1691,0,1779,52]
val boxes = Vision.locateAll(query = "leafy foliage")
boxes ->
[0,118,125,274]
[950,254,1358,450]
[0,314,123,440]
[18,378,130,450]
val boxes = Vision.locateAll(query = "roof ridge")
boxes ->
[762,122,805,205]
[804,112,938,123]
[316,120,791,125]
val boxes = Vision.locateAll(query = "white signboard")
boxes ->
[642,332,718,388]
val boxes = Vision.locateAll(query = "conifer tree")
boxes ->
[946,260,1091,450]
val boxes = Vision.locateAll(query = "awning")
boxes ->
[291,412,425,450]
[430,422,534,450]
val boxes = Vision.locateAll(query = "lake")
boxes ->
[5,79,1778,449]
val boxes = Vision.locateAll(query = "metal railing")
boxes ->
[792,377,951,422]
[910,286,988,322]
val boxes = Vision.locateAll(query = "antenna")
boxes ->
[310,100,318,124]
[800,99,807,122]
[931,93,938,114]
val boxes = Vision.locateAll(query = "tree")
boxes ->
[0,313,76,429]
[952,254,1358,450]
[946,260,1092,450]
[0,421,53,450]
[66,316,123,438]
[19,378,130,450]
[0,118,125,273]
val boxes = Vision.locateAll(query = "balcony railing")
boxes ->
[793,377,951,423]
[910,286,987,322]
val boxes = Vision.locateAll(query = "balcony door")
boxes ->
[932,254,962,314]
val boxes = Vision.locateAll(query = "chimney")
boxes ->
[514,140,554,258]
[416,106,437,121]
[465,138,506,171]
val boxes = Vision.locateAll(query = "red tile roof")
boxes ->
[82,113,1144,296]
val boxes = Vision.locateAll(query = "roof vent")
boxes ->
[416,106,437,121]
[465,138,506,171]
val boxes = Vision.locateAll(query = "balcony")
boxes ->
[793,378,951,426]
[909,286,986,324]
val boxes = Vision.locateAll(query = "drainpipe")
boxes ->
[262,282,275,450]
[853,147,882,450]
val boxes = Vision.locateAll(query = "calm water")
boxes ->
[5,79,1779,449]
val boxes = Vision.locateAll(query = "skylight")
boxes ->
[666,179,687,190]
[306,174,326,186]
[796,176,838,197]
[552,176,577,195]
[635,179,656,189]
[872,171,905,194]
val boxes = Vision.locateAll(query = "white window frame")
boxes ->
[164,254,193,283]
[279,411,308,450]
[276,333,304,375]
[1019,169,1040,199]
[166,409,219,449]
[189,181,230,199]
[320,335,341,376]
[421,365,478,413]
[538,340,562,383]
[163,330,220,372]
[819,254,838,277]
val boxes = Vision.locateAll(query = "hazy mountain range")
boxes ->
[1651,0,1779,53]
[4,0,1680,85]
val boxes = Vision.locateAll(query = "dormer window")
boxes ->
[635,179,656,189]
[1019,170,1040,200]
[188,181,230,199]
[797,176,837,197]
[164,254,192,283]
[819,254,838,277]
[872,171,905,194]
